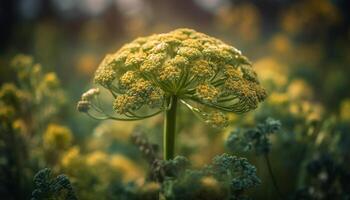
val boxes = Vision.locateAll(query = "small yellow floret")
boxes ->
[196,83,219,103]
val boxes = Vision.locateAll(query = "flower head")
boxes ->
[80,28,266,124]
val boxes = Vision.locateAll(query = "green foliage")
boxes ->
[161,154,260,200]
[106,181,160,200]
[210,153,261,191]
[226,118,281,155]
[161,156,190,178]
[31,168,77,200]
[131,132,259,199]
[290,154,350,200]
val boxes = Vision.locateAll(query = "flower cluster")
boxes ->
[79,28,266,125]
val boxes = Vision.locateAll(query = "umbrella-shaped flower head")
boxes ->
[78,28,267,159]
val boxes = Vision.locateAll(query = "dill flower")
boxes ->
[206,111,229,128]
[196,83,219,103]
[79,28,265,119]
[78,28,266,159]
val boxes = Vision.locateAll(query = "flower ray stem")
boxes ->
[164,95,178,160]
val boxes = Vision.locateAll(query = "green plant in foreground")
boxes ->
[161,154,260,200]
[226,118,283,198]
[78,28,266,160]
[31,168,77,200]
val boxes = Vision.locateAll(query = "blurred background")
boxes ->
[1,0,349,109]
[1,0,350,199]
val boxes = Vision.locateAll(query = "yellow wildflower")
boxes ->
[43,124,73,150]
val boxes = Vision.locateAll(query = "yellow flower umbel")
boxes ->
[78,28,266,160]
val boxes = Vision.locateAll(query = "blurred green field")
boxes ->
[0,0,350,199]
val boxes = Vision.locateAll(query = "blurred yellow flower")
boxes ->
[281,0,340,35]
[287,79,313,100]
[306,102,324,121]
[12,119,27,135]
[11,54,34,70]
[340,99,350,121]
[42,72,60,88]
[61,147,84,169]
[289,100,323,121]
[43,124,73,150]
[201,176,219,190]
[139,182,160,193]
[110,154,144,183]
[86,151,109,167]
[269,34,293,55]
[216,3,260,42]
[254,57,288,89]
[0,105,15,122]
[76,54,98,76]
[268,92,289,105]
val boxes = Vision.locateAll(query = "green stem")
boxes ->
[264,153,283,199]
[164,96,178,160]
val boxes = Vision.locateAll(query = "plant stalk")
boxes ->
[264,153,283,199]
[163,96,178,160]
